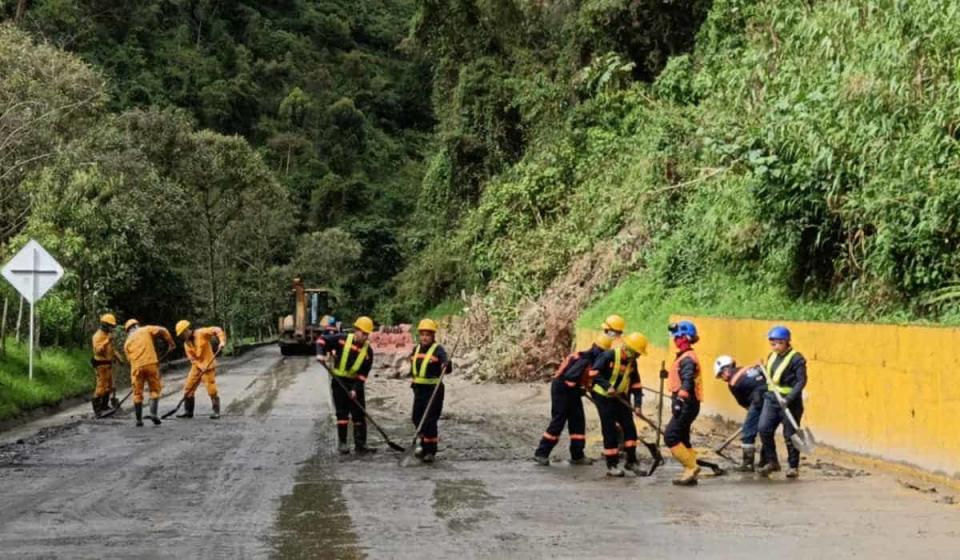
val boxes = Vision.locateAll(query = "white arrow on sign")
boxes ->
[1,239,64,380]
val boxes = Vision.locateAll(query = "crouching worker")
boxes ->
[176,320,227,420]
[588,332,648,477]
[665,321,703,486]
[534,334,612,466]
[758,326,807,478]
[714,355,767,472]
[410,319,451,463]
[318,316,376,455]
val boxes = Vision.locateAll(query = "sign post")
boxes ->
[1,240,64,380]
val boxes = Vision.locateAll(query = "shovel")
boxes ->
[161,353,219,419]
[714,427,743,460]
[770,389,816,454]
[329,373,405,452]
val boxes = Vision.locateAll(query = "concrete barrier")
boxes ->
[577,316,960,478]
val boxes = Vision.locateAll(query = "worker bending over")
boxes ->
[534,334,612,466]
[409,319,451,463]
[175,320,227,420]
[713,355,767,472]
[91,313,122,416]
[758,326,807,478]
[601,314,625,348]
[665,321,703,486]
[317,316,376,454]
[123,319,175,427]
[588,332,648,477]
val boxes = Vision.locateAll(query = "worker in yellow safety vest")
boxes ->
[409,319,452,463]
[91,313,123,416]
[757,325,808,478]
[123,319,175,427]
[175,320,227,420]
[317,316,376,454]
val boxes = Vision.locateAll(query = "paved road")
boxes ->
[1,347,958,559]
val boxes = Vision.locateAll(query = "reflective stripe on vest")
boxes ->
[766,350,797,395]
[334,334,369,379]
[668,350,703,401]
[593,347,632,397]
[411,343,440,385]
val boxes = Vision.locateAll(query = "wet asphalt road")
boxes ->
[1,347,959,559]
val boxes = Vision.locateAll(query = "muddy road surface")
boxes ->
[1,347,959,559]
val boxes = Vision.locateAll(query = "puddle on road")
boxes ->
[271,450,364,559]
[432,479,498,532]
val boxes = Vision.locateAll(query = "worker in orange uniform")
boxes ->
[664,320,703,486]
[123,319,175,427]
[587,332,649,477]
[317,316,376,454]
[601,314,625,347]
[91,313,123,416]
[409,319,452,463]
[175,320,227,420]
[534,333,612,466]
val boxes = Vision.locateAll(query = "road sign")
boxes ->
[1,240,64,380]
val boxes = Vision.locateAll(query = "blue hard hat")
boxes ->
[669,320,698,338]
[767,325,791,341]
[327,316,337,326]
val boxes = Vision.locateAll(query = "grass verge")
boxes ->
[0,339,92,421]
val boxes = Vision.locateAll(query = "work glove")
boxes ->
[671,396,684,414]
[349,390,357,400]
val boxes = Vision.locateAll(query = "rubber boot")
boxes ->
[148,400,162,425]
[569,456,595,466]
[624,448,643,474]
[422,453,436,464]
[134,403,144,427]
[605,455,624,477]
[354,424,377,455]
[209,396,221,419]
[92,396,102,416]
[110,394,120,409]
[534,454,550,466]
[176,397,195,419]
[671,445,700,486]
[337,423,350,454]
[757,460,782,477]
[785,467,799,479]
[737,445,756,473]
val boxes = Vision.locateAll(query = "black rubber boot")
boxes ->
[148,400,162,425]
[134,403,144,427]
[737,445,756,472]
[92,396,102,416]
[110,394,120,409]
[354,424,377,455]
[757,460,781,477]
[177,397,195,419]
[209,396,221,419]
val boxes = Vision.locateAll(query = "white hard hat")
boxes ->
[714,355,735,377]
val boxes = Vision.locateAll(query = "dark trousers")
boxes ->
[759,392,804,468]
[332,377,366,448]
[592,393,638,467]
[664,396,700,449]
[535,379,587,460]
[412,383,445,454]
[742,390,766,445]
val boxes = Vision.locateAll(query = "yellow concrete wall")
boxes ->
[576,317,960,478]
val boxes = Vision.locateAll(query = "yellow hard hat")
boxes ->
[593,333,613,350]
[124,318,139,331]
[417,318,439,333]
[602,314,626,333]
[100,313,117,327]
[175,320,191,338]
[622,332,648,356]
[354,316,374,334]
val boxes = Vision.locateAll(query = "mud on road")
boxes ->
[1,348,959,559]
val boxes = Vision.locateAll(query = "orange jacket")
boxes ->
[124,326,174,370]
[185,327,227,370]
[92,330,115,362]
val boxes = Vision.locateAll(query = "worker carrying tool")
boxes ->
[91,313,122,416]
[587,331,648,477]
[713,355,768,472]
[757,326,807,478]
[123,319,175,427]
[317,316,376,455]
[534,333,613,467]
[665,320,703,486]
[409,319,451,463]
[175,320,227,420]
[601,314,625,347]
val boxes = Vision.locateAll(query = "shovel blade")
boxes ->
[790,433,812,455]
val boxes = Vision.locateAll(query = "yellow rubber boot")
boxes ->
[671,445,700,486]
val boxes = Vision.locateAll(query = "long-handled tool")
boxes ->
[583,393,662,477]
[713,427,743,460]
[655,361,666,447]
[398,334,462,466]
[161,350,219,419]
[96,389,132,418]
[329,373,405,452]
[621,396,727,476]
[766,378,816,454]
